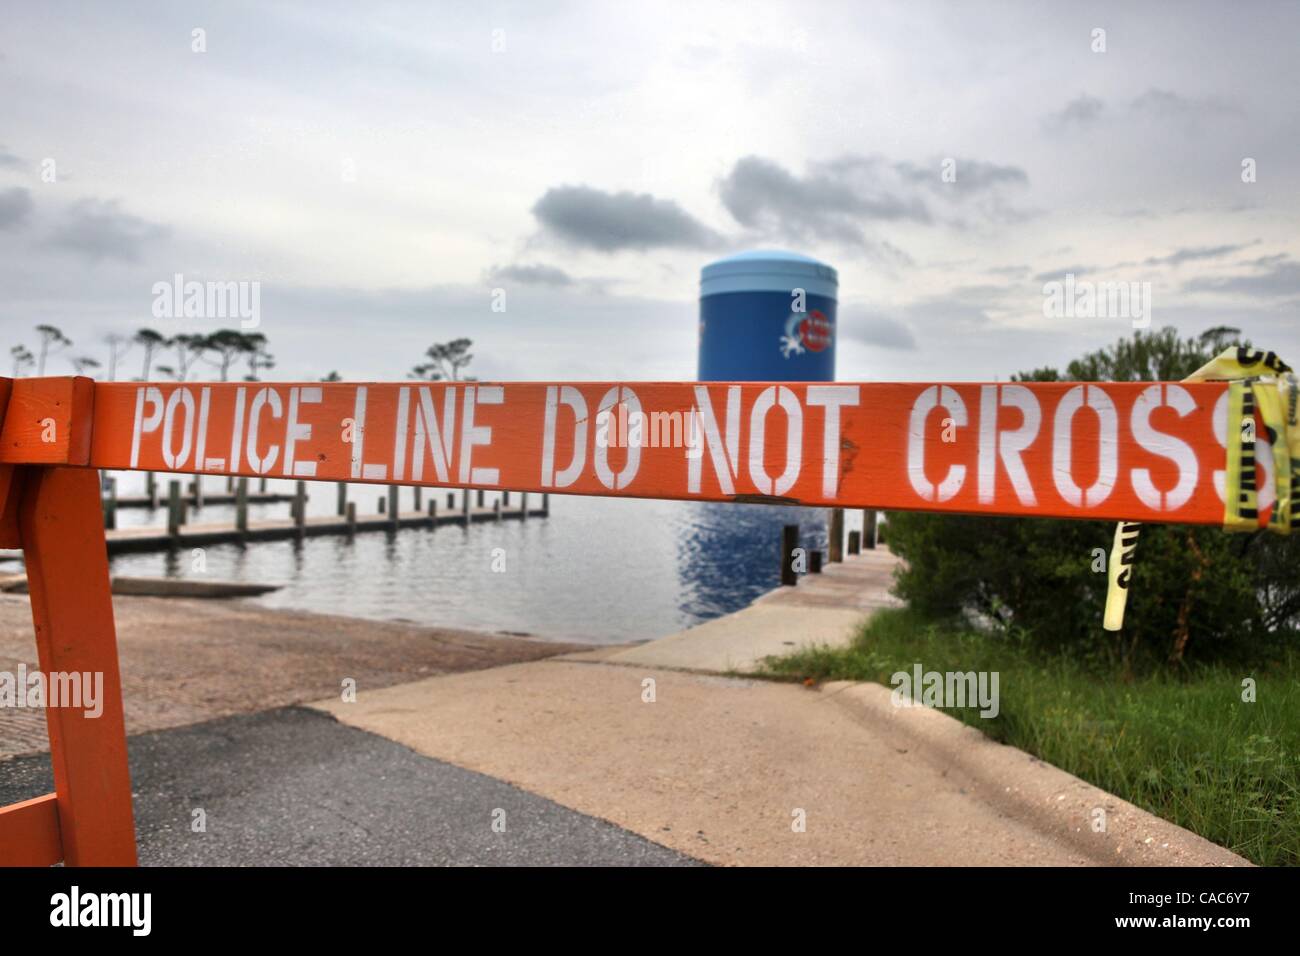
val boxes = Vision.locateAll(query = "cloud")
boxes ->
[1044,94,1104,130]
[716,153,1029,247]
[840,312,917,350]
[894,158,1028,196]
[1142,241,1259,267]
[0,146,22,169]
[1183,258,1300,298]
[47,198,169,262]
[487,263,575,287]
[1043,90,1240,136]
[531,185,720,252]
[1245,252,1289,268]
[1131,88,1241,118]
[1033,265,1093,283]
[719,155,931,246]
[987,264,1030,278]
[0,187,33,229]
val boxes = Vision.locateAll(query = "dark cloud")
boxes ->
[0,187,33,229]
[1142,241,1258,267]
[720,155,931,245]
[0,146,22,169]
[487,263,574,287]
[895,158,1028,196]
[717,153,1028,247]
[1183,259,1300,298]
[1044,94,1104,130]
[47,198,169,262]
[531,185,720,252]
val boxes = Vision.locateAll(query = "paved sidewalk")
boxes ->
[314,550,1248,867]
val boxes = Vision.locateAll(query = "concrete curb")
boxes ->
[0,573,281,598]
[820,680,1251,867]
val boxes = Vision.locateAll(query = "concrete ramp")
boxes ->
[312,547,1245,866]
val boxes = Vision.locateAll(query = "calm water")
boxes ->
[103,475,864,644]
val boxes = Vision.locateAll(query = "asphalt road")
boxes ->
[0,707,701,866]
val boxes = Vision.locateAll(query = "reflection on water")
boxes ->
[105,475,851,644]
[676,501,828,621]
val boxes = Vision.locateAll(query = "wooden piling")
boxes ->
[427,499,437,529]
[810,549,823,573]
[476,489,485,507]
[167,481,183,539]
[462,489,471,527]
[102,478,117,530]
[146,471,159,508]
[413,486,422,511]
[193,476,204,510]
[520,492,529,521]
[336,482,347,516]
[494,500,502,521]
[542,493,549,517]
[447,493,455,509]
[346,501,357,535]
[780,524,799,586]
[828,508,844,563]
[294,481,307,538]
[259,477,268,493]
[863,509,877,549]
[848,530,861,555]
[378,496,385,514]
[388,485,399,529]
[236,478,249,535]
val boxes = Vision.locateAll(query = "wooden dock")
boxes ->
[113,491,294,509]
[105,500,548,554]
[94,472,552,554]
[100,472,293,509]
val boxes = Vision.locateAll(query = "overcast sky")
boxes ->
[1,0,1297,384]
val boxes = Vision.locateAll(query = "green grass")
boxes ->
[760,607,1300,866]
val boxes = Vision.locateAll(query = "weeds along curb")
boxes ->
[818,680,1251,867]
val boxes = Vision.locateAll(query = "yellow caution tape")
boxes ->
[1103,520,1141,631]
[1103,347,1296,632]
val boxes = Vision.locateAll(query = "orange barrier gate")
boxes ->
[0,374,1258,865]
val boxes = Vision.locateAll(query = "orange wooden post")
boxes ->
[19,465,138,866]
[0,793,64,866]
[0,377,137,867]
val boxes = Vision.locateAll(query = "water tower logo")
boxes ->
[779,309,833,358]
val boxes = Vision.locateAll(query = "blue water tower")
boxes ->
[698,250,838,381]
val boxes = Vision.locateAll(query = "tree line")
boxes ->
[9,327,476,383]
[8,325,275,382]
